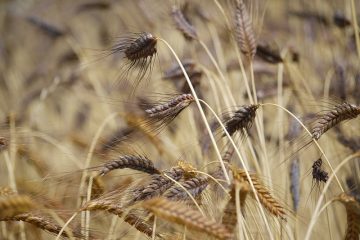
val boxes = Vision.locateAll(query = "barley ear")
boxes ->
[337,193,360,240]
[143,197,233,240]
[232,168,286,220]
[234,0,257,58]
[0,195,36,219]
[171,5,198,40]
[222,181,249,234]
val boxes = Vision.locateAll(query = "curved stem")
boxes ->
[199,40,236,107]
[350,0,360,58]
[318,198,337,218]
[304,152,360,240]
[235,183,243,239]
[213,0,255,104]
[159,38,230,184]
[152,216,157,240]
[85,175,94,240]
[164,173,204,215]
[260,103,344,192]
[77,112,121,236]
[191,170,230,196]
[249,61,257,104]
[55,212,79,240]
[29,131,82,169]
[199,99,273,239]
[78,112,121,207]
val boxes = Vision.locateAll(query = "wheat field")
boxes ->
[0,0,359,239]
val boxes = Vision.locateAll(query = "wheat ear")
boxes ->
[82,200,158,238]
[311,102,360,140]
[143,197,233,240]
[0,195,36,219]
[159,38,231,184]
[234,0,256,58]
[232,167,286,219]
[129,167,185,204]
[337,193,360,240]
[0,187,15,197]
[222,181,249,234]
[2,213,83,238]
[164,175,209,201]
[145,94,195,119]
[98,155,160,176]
[171,5,198,40]
[223,104,259,136]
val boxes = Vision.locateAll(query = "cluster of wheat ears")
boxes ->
[0,0,360,239]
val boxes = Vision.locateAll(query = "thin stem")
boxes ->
[1,222,8,239]
[106,216,119,240]
[249,61,257,104]
[201,67,223,115]
[29,131,82,168]
[318,199,337,218]
[159,38,231,184]
[207,23,227,73]
[77,112,121,237]
[221,11,270,183]
[199,42,262,187]
[199,99,274,239]
[235,182,243,239]
[350,0,360,58]
[163,173,204,215]
[199,40,236,107]
[46,210,75,240]
[3,151,17,193]
[304,152,360,240]
[85,175,94,240]
[78,112,121,207]
[213,0,232,31]
[190,170,230,196]
[213,0,254,104]
[260,103,344,192]
[8,115,26,240]
[325,195,333,240]
[66,36,117,129]
[55,212,79,240]
[234,40,254,104]
[152,216,157,240]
